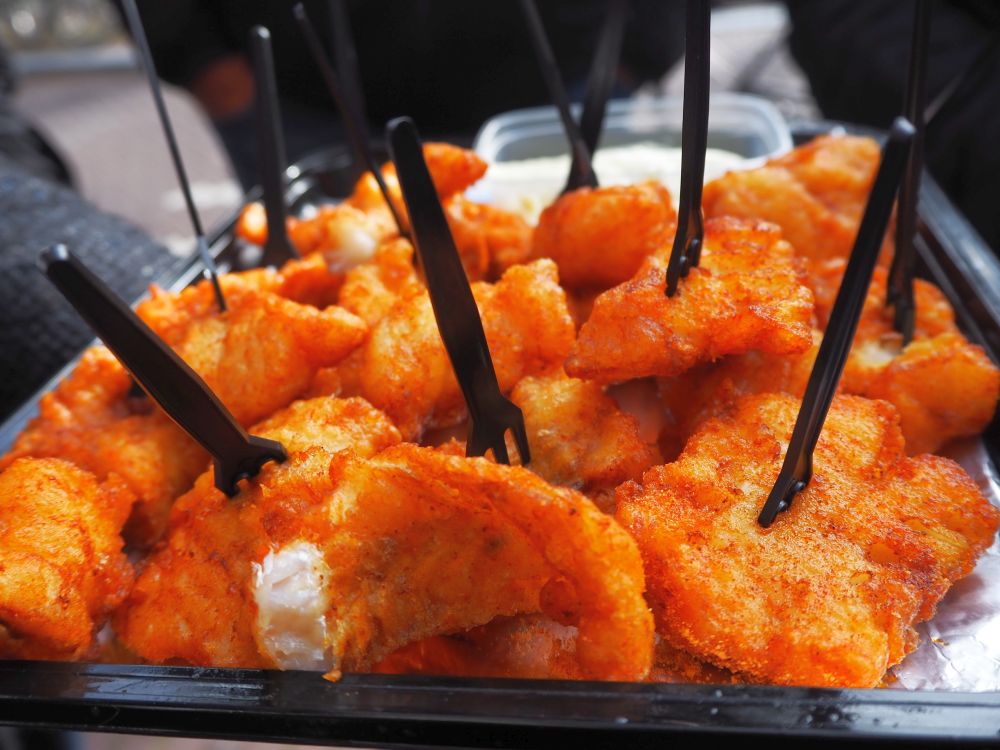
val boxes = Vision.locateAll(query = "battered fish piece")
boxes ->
[336,239,423,327]
[138,275,367,426]
[865,333,1000,454]
[446,195,533,280]
[616,393,1000,687]
[566,218,814,384]
[656,332,821,460]
[530,180,677,290]
[658,261,999,455]
[1,347,207,545]
[244,143,523,281]
[114,396,404,668]
[0,458,134,660]
[236,201,396,273]
[813,261,999,453]
[703,135,892,264]
[773,134,883,221]
[117,411,653,681]
[4,268,367,545]
[809,259,955,344]
[347,141,488,217]
[375,614,586,680]
[509,369,661,511]
[338,259,576,440]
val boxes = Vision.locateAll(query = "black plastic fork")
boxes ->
[758,118,915,528]
[573,0,629,183]
[40,245,287,497]
[518,0,598,194]
[293,3,407,238]
[886,0,930,345]
[121,0,226,312]
[249,26,300,267]
[665,0,711,297]
[387,117,530,465]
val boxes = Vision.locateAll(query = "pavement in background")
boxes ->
[13,69,241,257]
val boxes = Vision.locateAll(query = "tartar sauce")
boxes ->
[468,142,747,224]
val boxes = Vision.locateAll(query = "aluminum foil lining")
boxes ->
[890,438,1000,691]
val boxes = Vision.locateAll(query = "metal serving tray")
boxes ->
[1,127,1000,748]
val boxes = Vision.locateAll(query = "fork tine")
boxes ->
[388,116,530,467]
[510,418,531,466]
[757,118,915,528]
[491,433,511,466]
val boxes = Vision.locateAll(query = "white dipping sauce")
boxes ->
[467,142,747,224]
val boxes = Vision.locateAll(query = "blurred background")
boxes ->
[0,0,818,253]
[2,0,996,253]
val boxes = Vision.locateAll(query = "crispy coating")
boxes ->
[510,369,661,510]
[703,135,892,263]
[657,332,821,460]
[809,259,956,343]
[616,393,1000,687]
[290,203,396,266]
[347,144,529,280]
[0,458,134,660]
[343,258,576,439]
[772,134,883,221]
[656,261,998,456]
[4,269,367,545]
[446,195,533,281]
[306,445,652,679]
[813,261,999,453]
[237,201,397,276]
[337,238,423,327]
[347,142,488,219]
[566,218,815,384]
[114,396,404,668]
[866,333,1000,454]
[117,418,652,680]
[1,347,207,546]
[530,180,677,289]
[138,277,367,426]
[375,614,586,679]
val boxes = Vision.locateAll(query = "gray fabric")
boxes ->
[0,156,176,418]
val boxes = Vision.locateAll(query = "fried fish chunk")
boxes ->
[114,396,403,668]
[117,408,653,681]
[446,194,533,281]
[336,238,423,327]
[812,261,999,454]
[566,218,814,384]
[237,201,397,273]
[616,393,1000,687]
[703,135,892,263]
[375,614,586,680]
[4,270,368,546]
[138,275,367,426]
[530,180,677,290]
[0,347,207,545]
[339,258,575,440]
[0,458,134,660]
[509,369,661,511]
[656,332,821,460]
[657,260,999,456]
[348,141,488,217]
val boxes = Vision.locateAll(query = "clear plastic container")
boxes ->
[472,92,792,163]
[469,93,791,220]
